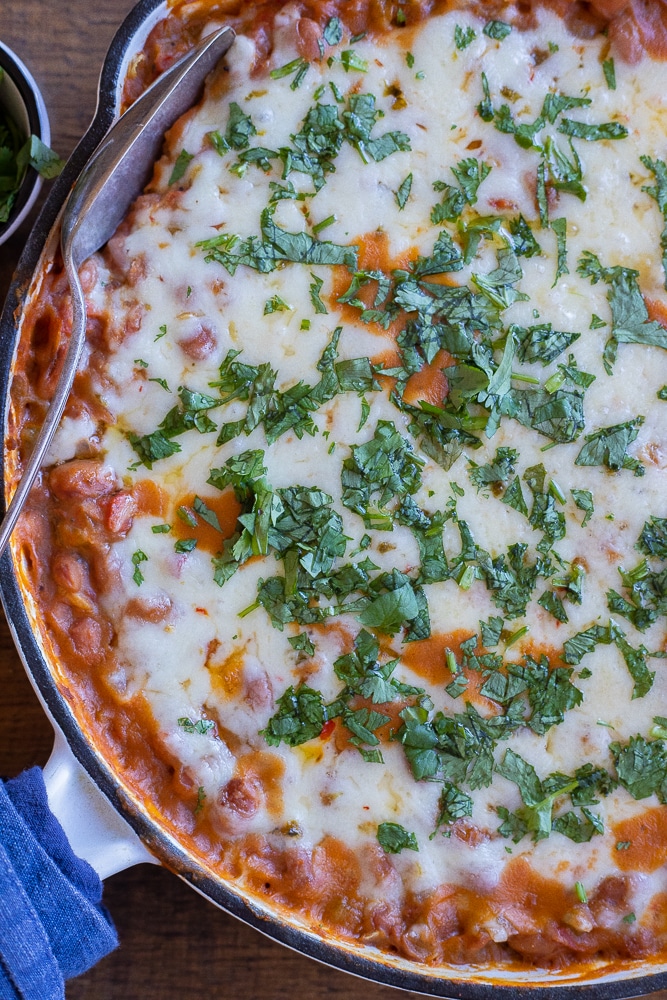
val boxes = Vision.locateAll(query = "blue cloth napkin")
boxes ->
[0,767,117,999]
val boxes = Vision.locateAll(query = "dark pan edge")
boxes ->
[1,3,667,997]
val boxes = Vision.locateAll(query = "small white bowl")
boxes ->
[0,41,51,246]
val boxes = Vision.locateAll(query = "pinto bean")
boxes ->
[51,550,87,593]
[103,491,138,535]
[78,257,99,294]
[177,322,218,360]
[124,302,145,338]
[609,1,667,62]
[295,17,322,60]
[244,672,273,711]
[69,616,105,663]
[590,0,630,15]
[219,775,260,818]
[49,459,117,500]
[14,508,52,586]
[124,593,173,623]
[104,232,132,278]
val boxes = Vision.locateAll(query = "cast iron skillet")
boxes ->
[1,2,667,996]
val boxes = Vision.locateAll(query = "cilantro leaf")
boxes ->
[323,16,343,46]
[433,783,473,834]
[396,172,413,210]
[218,102,257,151]
[455,25,476,49]
[199,205,358,274]
[377,822,419,853]
[168,149,193,186]
[497,749,579,842]
[571,489,594,526]
[451,157,492,205]
[483,20,511,40]
[262,685,326,746]
[557,118,628,141]
[513,323,580,365]
[577,253,667,368]
[575,417,645,476]
[638,516,667,558]
[611,735,667,802]
[500,387,585,443]
[641,155,667,290]
[468,447,518,490]
[509,215,542,258]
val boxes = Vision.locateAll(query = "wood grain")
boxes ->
[0,3,666,998]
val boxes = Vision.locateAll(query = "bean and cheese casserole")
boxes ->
[10,0,667,980]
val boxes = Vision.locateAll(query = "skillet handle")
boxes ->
[42,727,158,879]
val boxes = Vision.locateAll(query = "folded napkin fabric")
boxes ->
[0,767,117,999]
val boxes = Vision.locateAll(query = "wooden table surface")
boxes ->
[1,2,667,998]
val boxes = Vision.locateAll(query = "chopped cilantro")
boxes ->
[377,822,419,853]
[538,590,568,623]
[641,155,667,290]
[562,620,653,699]
[496,749,599,843]
[638,516,667,558]
[262,684,326,746]
[551,217,569,284]
[513,323,579,365]
[575,417,645,476]
[199,205,358,275]
[396,172,413,210]
[342,419,424,528]
[577,252,667,370]
[209,102,257,153]
[0,109,63,223]
[340,50,368,73]
[483,20,511,41]
[175,538,197,553]
[480,616,504,647]
[193,496,222,532]
[264,295,292,315]
[178,716,215,735]
[131,550,148,586]
[323,17,343,47]
[168,149,194,186]
[602,58,616,90]
[557,118,628,142]
[509,215,542,258]
[452,157,492,205]
[148,377,170,392]
[270,56,309,89]
[611,735,667,801]
[455,25,476,50]
[128,385,220,468]
[468,446,518,490]
[571,489,594,527]
[433,783,473,835]
[309,272,328,314]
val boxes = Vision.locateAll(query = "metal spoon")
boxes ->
[0,23,235,556]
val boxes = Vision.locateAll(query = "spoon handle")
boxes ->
[61,24,235,266]
[0,24,235,558]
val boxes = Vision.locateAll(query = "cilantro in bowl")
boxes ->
[0,65,63,225]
